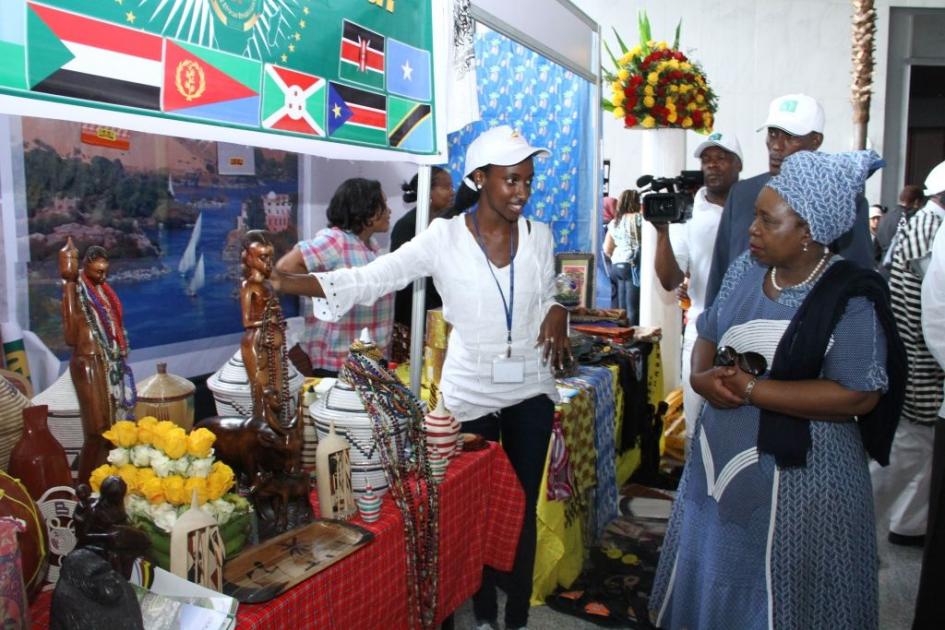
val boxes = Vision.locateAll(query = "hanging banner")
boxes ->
[0,0,441,159]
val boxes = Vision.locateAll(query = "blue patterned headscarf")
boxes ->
[765,150,883,245]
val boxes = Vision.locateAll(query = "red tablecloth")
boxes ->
[30,442,524,629]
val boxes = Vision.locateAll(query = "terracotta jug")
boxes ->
[8,405,73,500]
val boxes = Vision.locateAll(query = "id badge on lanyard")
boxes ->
[472,212,526,384]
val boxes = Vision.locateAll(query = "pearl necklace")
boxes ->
[770,251,830,291]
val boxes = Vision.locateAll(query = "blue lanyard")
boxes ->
[471,211,516,356]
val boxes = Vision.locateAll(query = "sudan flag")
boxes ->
[387,96,433,153]
[338,20,385,90]
[162,40,261,126]
[27,2,163,110]
[261,64,326,136]
[327,82,387,147]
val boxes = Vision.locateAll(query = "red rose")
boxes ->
[672,70,684,80]
[662,50,672,59]
[656,86,666,97]
[625,114,638,127]
[685,73,694,82]
[627,94,638,108]
[692,110,703,123]
[658,76,668,85]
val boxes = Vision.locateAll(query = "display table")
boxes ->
[29,443,524,628]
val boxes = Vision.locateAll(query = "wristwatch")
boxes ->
[743,377,758,405]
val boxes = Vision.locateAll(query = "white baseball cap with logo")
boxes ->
[693,131,743,162]
[757,94,825,136]
[463,125,550,188]
[925,160,945,197]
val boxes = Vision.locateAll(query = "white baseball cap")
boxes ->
[693,131,743,163]
[925,160,945,196]
[757,94,825,136]
[869,205,883,219]
[463,125,550,188]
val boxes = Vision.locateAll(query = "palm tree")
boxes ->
[851,0,877,150]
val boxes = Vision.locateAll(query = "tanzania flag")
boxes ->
[338,20,385,90]
[387,96,433,153]
[386,38,431,102]
[27,2,163,110]
[261,64,326,136]
[162,40,261,126]
[327,82,387,146]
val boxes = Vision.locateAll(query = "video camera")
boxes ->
[637,170,704,224]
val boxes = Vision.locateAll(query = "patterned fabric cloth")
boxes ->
[31,443,524,629]
[651,252,886,629]
[767,150,881,245]
[297,227,393,371]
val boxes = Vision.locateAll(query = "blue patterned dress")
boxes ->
[650,253,887,630]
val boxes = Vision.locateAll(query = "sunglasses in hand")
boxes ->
[713,346,768,377]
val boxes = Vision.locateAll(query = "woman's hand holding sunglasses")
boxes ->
[691,364,745,409]
[713,346,768,407]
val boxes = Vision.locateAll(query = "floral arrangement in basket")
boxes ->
[602,12,717,132]
[89,417,250,535]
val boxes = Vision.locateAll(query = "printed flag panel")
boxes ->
[387,96,433,153]
[162,40,261,126]
[386,38,431,102]
[261,64,326,136]
[27,2,163,110]
[327,81,387,147]
[338,20,385,91]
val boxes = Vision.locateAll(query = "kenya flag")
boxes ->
[338,20,385,90]
[261,64,326,136]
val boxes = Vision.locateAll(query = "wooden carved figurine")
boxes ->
[50,548,143,630]
[73,477,149,580]
[60,239,136,485]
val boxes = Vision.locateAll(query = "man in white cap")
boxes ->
[654,131,742,445]
[705,94,875,305]
[916,159,945,628]
[872,159,945,553]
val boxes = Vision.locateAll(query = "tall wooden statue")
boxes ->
[59,239,136,485]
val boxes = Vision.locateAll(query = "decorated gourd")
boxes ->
[0,470,48,599]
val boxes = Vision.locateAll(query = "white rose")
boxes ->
[188,457,213,479]
[171,455,191,476]
[107,447,130,467]
[125,494,149,519]
[150,503,178,533]
[209,498,235,525]
[150,451,172,477]
[130,444,152,468]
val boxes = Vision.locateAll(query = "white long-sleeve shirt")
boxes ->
[921,215,945,418]
[310,214,561,421]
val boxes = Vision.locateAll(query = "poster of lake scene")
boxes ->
[24,118,299,358]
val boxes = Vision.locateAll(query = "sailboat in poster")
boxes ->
[187,254,205,297]
[178,212,203,275]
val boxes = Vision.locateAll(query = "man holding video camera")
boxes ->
[654,132,742,444]
[704,94,874,306]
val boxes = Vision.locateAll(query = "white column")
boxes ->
[638,128,684,396]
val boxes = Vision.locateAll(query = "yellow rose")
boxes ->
[207,462,235,501]
[612,91,625,106]
[162,426,188,460]
[610,80,621,92]
[137,417,159,446]
[643,96,655,108]
[136,467,157,491]
[646,40,656,48]
[665,97,675,107]
[117,464,139,493]
[667,111,678,123]
[163,475,187,506]
[641,116,656,128]
[646,72,659,86]
[656,41,668,50]
[668,59,680,70]
[617,69,629,81]
[142,477,165,504]
[187,428,217,459]
[656,61,668,73]
[669,85,679,94]
[613,106,625,118]
[89,464,117,493]
[102,420,138,448]
[629,46,641,57]
[680,62,692,71]
[151,421,176,452]
[185,477,209,505]
[678,84,690,94]
[644,85,655,96]
[696,94,705,104]
[687,102,698,112]
[682,116,694,128]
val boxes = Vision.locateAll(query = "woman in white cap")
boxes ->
[272,125,569,629]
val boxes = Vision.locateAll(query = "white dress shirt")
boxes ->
[921,207,945,418]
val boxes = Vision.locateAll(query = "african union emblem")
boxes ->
[175,60,206,102]
[210,0,264,32]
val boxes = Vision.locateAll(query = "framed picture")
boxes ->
[555,252,595,308]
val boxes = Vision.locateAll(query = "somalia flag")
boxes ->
[386,38,431,102]
[327,82,387,146]
[387,96,433,153]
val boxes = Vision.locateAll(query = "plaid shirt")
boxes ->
[298,228,393,370]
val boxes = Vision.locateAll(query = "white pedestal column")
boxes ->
[638,128,685,396]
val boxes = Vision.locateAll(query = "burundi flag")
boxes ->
[338,20,385,90]
[387,96,433,153]
[162,40,261,126]
[327,82,387,147]
[27,2,163,110]
[386,38,431,102]
[261,64,326,136]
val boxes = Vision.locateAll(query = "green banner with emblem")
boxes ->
[0,0,437,155]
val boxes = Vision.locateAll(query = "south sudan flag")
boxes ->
[387,96,433,153]
[327,82,387,146]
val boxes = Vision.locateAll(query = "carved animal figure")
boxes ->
[50,548,143,630]
[251,470,312,533]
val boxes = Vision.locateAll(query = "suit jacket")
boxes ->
[705,171,874,306]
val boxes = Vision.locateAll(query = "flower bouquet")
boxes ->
[89,417,252,570]
[602,12,717,132]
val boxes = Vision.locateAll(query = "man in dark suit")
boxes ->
[705,94,875,305]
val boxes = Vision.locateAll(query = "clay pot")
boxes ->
[0,471,48,599]
[423,397,460,461]
[8,405,73,501]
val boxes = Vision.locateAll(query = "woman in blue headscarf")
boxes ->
[649,150,905,629]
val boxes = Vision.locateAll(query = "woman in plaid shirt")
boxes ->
[275,177,394,376]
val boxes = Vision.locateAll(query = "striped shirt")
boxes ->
[889,201,945,424]
[297,228,394,371]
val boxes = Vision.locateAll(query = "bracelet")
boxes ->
[743,377,758,405]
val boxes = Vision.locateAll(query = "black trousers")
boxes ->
[464,394,554,629]
[913,420,945,629]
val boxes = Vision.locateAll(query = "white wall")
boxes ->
[573,0,943,202]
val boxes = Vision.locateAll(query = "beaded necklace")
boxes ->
[342,345,439,630]
[770,251,831,292]
[258,296,292,427]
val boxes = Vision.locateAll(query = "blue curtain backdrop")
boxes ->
[447,29,593,253]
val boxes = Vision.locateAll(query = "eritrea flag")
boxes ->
[162,40,261,126]
[387,96,433,153]
[338,20,385,90]
[327,82,387,147]
[261,64,326,136]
